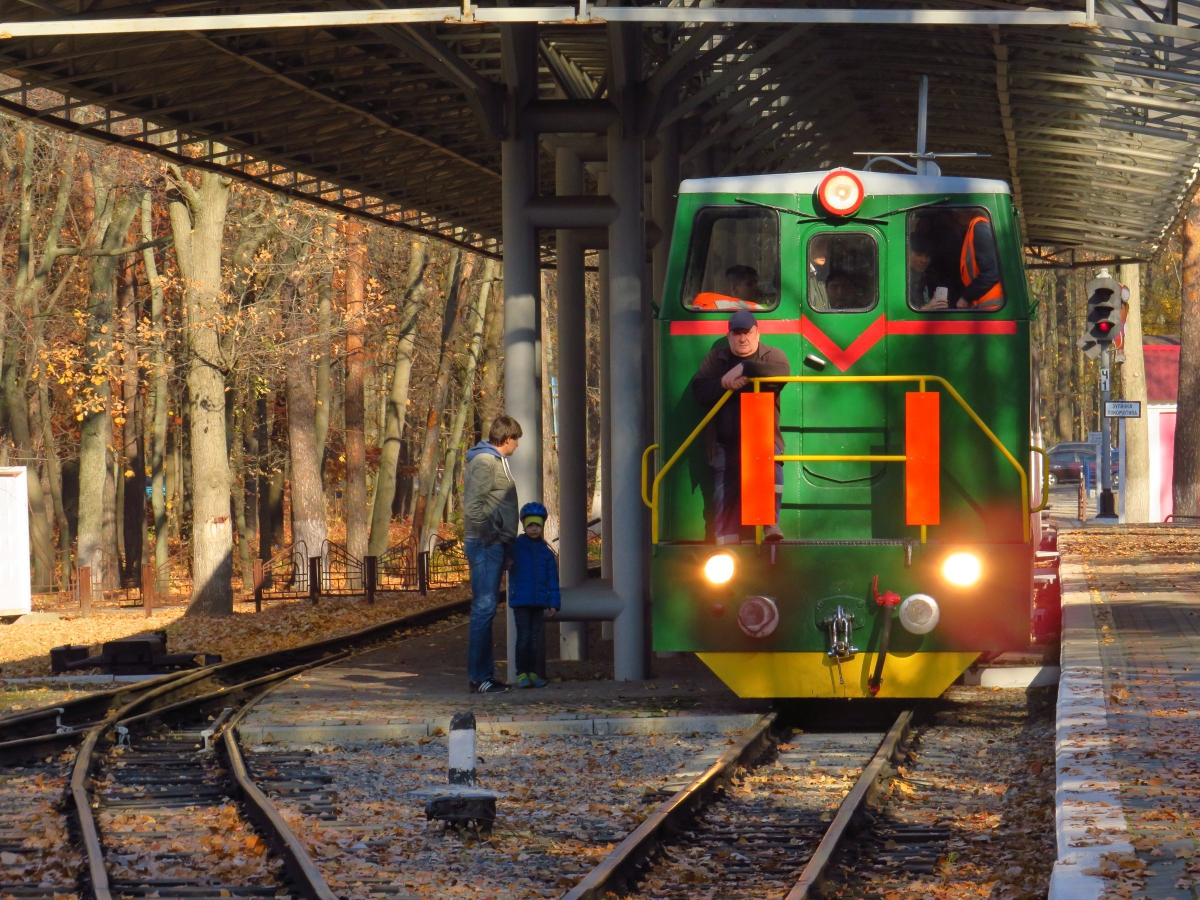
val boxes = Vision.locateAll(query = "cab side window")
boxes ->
[682,207,780,311]
[908,207,1005,312]
[807,232,877,313]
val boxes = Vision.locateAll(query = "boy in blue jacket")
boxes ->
[508,502,561,689]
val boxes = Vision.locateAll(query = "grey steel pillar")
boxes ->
[608,121,646,682]
[556,146,589,662]
[596,169,614,648]
[651,121,680,304]
[502,135,542,679]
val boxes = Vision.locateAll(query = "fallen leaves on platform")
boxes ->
[0,589,465,683]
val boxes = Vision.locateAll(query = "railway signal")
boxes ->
[1086,269,1123,345]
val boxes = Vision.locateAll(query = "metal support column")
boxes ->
[608,116,647,682]
[502,135,542,680]
[556,146,589,662]
[651,120,680,303]
[596,168,614,642]
[1099,347,1116,518]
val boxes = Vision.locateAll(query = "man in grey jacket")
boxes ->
[463,415,522,693]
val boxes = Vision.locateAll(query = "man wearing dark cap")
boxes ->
[690,310,791,544]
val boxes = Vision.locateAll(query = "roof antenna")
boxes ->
[856,76,989,174]
[916,75,932,175]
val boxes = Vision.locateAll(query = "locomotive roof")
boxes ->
[679,171,1012,198]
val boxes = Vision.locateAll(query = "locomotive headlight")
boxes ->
[942,552,982,587]
[899,593,940,634]
[703,552,735,585]
[817,168,865,216]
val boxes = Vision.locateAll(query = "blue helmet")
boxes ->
[520,501,548,523]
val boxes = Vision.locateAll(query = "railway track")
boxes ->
[0,596,468,900]
[564,709,916,900]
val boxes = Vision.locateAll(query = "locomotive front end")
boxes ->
[649,169,1037,699]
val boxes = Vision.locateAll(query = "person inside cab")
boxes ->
[692,265,769,310]
[909,208,1004,311]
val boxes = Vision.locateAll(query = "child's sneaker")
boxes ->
[516,672,533,689]
[528,673,548,689]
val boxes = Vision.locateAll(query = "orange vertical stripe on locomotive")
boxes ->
[740,392,777,526]
[905,392,940,526]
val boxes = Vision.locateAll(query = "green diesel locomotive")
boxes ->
[646,167,1046,699]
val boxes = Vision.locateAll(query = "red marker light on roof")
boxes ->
[817,168,865,216]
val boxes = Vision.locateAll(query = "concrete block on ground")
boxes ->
[963,665,1060,688]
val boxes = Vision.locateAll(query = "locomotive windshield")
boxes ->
[806,232,878,312]
[682,207,780,311]
[907,206,1005,312]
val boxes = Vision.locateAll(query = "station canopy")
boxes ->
[1,0,1199,260]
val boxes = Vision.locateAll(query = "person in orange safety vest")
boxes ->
[956,214,1004,310]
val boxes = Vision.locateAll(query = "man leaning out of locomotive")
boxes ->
[690,309,790,545]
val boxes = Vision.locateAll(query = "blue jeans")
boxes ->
[713,444,784,544]
[465,539,506,684]
[513,606,545,676]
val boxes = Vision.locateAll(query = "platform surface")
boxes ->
[1052,527,1200,900]
[242,610,767,744]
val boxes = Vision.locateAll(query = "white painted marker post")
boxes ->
[422,711,496,831]
[448,712,477,785]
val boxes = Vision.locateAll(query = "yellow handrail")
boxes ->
[645,374,1032,544]
[641,444,660,509]
[647,392,733,543]
[1030,446,1050,513]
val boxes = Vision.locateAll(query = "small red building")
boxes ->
[1145,337,1180,521]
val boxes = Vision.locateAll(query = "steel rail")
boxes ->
[217,674,341,900]
[59,594,469,900]
[562,712,779,900]
[784,709,916,900]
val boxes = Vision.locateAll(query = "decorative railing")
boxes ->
[427,538,469,589]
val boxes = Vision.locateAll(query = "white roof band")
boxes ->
[679,170,1012,197]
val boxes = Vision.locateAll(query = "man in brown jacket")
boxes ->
[690,310,790,544]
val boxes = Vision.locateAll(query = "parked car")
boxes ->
[1048,443,1119,486]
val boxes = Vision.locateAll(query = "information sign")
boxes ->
[1104,401,1142,418]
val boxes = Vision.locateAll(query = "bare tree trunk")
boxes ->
[414,251,472,550]
[1120,263,1151,522]
[282,275,328,561]
[5,367,54,589]
[78,184,138,590]
[343,219,368,561]
[231,396,254,587]
[141,193,170,589]
[476,267,506,436]
[429,259,494,534]
[367,240,430,555]
[255,390,272,560]
[1054,271,1074,443]
[314,263,333,466]
[169,168,234,616]
[119,255,146,583]
[1175,201,1200,518]
[269,393,287,549]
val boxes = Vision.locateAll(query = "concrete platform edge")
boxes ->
[1048,561,1132,900]
[238,712,761,746]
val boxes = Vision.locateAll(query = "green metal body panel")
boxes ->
[652,182,1033,661]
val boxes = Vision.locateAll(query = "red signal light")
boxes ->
[817,168,865,216]
[1097,322,1113,334]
